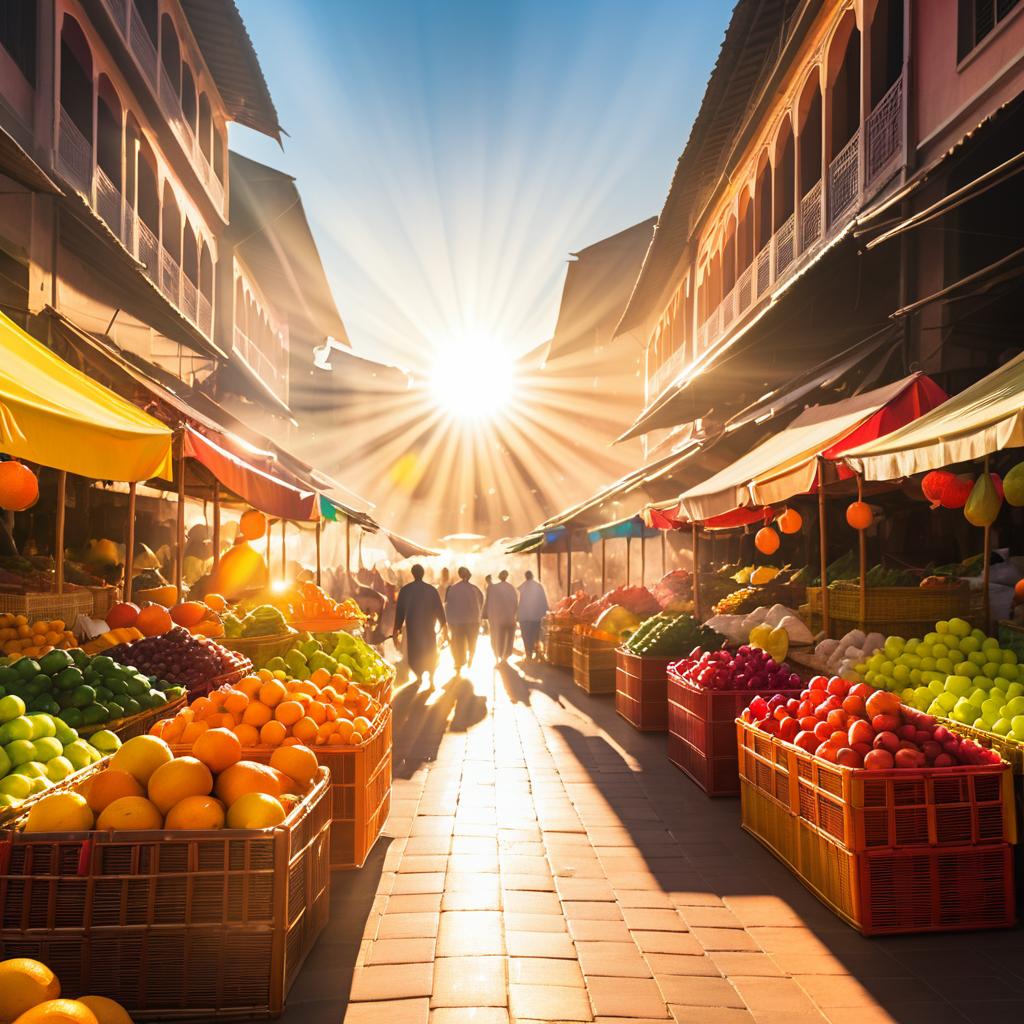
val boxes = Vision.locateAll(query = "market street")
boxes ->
[275,644,1024,1024]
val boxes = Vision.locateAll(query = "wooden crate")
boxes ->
[572,625,617,694]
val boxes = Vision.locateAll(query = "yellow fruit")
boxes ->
[145,757,213,815]
[164,795,225,830]
[226,792,286,829]
[270,745,318,788]
[82,769,145,814]
[214,761,281,807]
[75,996,133,1024]
[96,796,163,831]
[11,999,99,1024]
[24,793,94,833]
[109,735,173,786]
[0,958,61,1021]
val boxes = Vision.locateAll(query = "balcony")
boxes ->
[828,130,860,228]
[233,325,289,404]
[865,72,904,190]
[57,108,214,340]
[99,0,225,213]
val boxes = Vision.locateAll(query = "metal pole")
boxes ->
[536,550,541,580]
[212,489,221,569]
[345,518,352,578]
[692,522,701,620]
[601,538,607,593]
[567,544,573,598]
[55,471,67,594]
[125,481,136,603]
[315,520,322,586]
[280,518,287,579]
[641,534,647,586]
[817,455,830,636]
[626,537,631,585]
[175,433,185,598]
[857,473,867,627]
[661,531,667,575]
[983,454,992,629]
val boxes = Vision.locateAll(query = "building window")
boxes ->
[0,0,37,85]
[957,0,1021,61]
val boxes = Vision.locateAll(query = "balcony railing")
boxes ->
[828,129,861,229]
[57,109,92,197]
[799,180,823,252]
[774,213,795,279]
[737,263,753,314]
[865,72,904,189]
[233,326,288,402]
[197,293,212,337]
[755,243,771,298]
[128,6,158,85]
[160,247,181,306]
[180,275,198,323]
[721,285,736,330]
[137,219,159,282]
[95,165,123,236]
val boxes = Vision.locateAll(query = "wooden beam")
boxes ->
[857,473,867,627]
[817,455,830,636]
[125,481,136,603]
[315,520,322,585]
[692,522,701,619]
[212,489,221,569]
[55,471,67,594]
[175,433,185,598]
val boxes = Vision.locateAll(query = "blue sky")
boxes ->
[233,1,730,373]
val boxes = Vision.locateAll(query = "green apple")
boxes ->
[983,637,1001,652]
[955,662,979,679]
[0,693,25,723]
[4,738,36,766]
[935,658,954,675]
[948,618,971,638]
[63,739,93,770]
[993,717,1012,735]
[1002,649,1018,665]
[27,776,51,794]
[88,729,121,754]
[0,716,33,743]
[44,755,74,782]
[0,773,31,799]
[946,676,972,697]
[935,621,950,634]
[932,643,950,660]
[28,713,55,739]
[937,692,958,712]
[1006,696,1024,716]
[31,736,62,762]
[11,760,46,778]
[969,689,988,708]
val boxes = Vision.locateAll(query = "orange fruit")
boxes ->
[191,696,215,720]
[192,727,242,773]
[222,689,249,715]
[136,605,173,637]
[260,720,287,746]
[75,995,134,1024]
[214,761,281,806]
[109,735,173,785]
[207,712,236,729]
[226,792,286,829]
[309,668,331,688]
[306,701,327,725]
[267,765,301,794]
[146,756,213,814]
[259,679,287,707]
[327,733,343,745]
[164,794,226,830]
[256,668,274,682]
[351,716,372,735]
[282,737,301,747]
[149,719,168,738]
[237,676,263,699]
[204,593,227,612]
[9,998,100,1024]
[162,718,185,743]
[242,702,272,727]
[292,716,317,743]
[83,769,145,814]
[334,719,355,743]
[294,680,319,697]
[180,720,209,745]
[270,745,318,788]
[96,795,163,831]
[275,700,303,726]
[233,723,260,747]
[0,958,61,1020]
[170,601,208,627]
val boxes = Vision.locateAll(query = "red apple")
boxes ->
[842,694,866,717]
[808,675,829,691]
[836,747,862,768]
[872,714,901,734]
[779,718,800,742]
[864,748,895,770]
[850,683,874,701]
[799,716,818,732]
[865,690,901,718]
[826,678,849,696]
[848,720,874,747]
[933,753,954,767]
[873,731,901,754]
[813,721,833,742]
[895,748,925,769]
[794,731,819,753]
[898,724,918,741]
[826,709,848,730]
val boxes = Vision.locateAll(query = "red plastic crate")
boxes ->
[736,718,1016,851]
[615,650,672,731]
[616,689,668,731]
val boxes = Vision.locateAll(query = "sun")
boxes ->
[429,339,517,421]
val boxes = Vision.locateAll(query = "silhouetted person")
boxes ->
[484,569,518,664]
[445,566,484,674]
[394,563,448,686]
[517,570,549,660]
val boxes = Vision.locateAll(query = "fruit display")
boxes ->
[151,667,384,749]
[105,627,251,694]
[0,956,133,1024]
[851,618,1024,739]
[0,649,182,729]
[0,615,77,659]
[261,582,366,625]
[19,732,319,834]
[222,603,290,638]
[263,630,393,688]
[81,627,144,656]
[748,623,789,663]
[0,699,117,813]
[623,613,723,657]
[550,590,594,620]
[742,674,1003,768]
[704,603,814,647]
[651,569,693,612]
[812,628,886,679]
[672,645,801,692]
[579,585,660,622]
[711,587,758,616]
[594,605,642,639]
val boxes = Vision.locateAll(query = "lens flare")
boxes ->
[429,340,516,422]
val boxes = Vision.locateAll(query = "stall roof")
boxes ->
[0,310,173,481]
[387,531,439,559]
[318,494,378,532]
[843,352,1024,480]
[678,373,946,521]
[587,515,660,543]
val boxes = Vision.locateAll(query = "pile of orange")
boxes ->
[0,615,76,658]
[168,595,227,638]
[0,955,133,1023]
[278,582,365,623]
[151,668,382,750]
[23,733,319,835]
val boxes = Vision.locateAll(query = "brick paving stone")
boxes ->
[576,941,653,979]
[503,889,563,915]
[441,888,503,911]
[506,911,568,933]
[631,931,703,956]
[586,977,669,1019]
[623,908,687,932]
[436,911,505,956]
[616,891,676,909]
[645,954,721,977]
[729,977,821,1014]
[387,893,444,914]
[507,929,578,959]
[568,918,632,942]
[709,953,783,978]
[556,878,616,902]
[654,976,745,1008]
[392,873,447,896]
[346,998,431,1024]
[679,907,743,930]
[509,957,587,988]
[377,913,441,939]
[350,963,434,1001]
[430,1009,510,1024]
[668,1009,756,1024]
[509,983,595,1021]
[367,937,437,965]
[563,901,625,921]
[692,929,759,952]
[503,872,556,891]
[431,956,507,1007]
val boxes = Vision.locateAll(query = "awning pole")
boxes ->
[626,537,632,585]
[641,534,647,586]
[175,433,185,598]
[55,471,67,595]
[125,481,136,604]
[983,454,992,630]
[280,518,287,579]
[345,518,352,579]
[817,455,830,636]
[265,522,272,566]
[567,544,573,598]
[692,523,701,620]
[601,538,607,593]
[212,489,221,570]
[661,531,667,574]
[315,520,322,586]
[536,550,541,580]
[857,473,867,627]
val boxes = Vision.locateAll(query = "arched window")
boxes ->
[722,215,737,297]
[96,75,122,190]
[797,71,822,198]
[754,153,772,252]
[159,14,180,95]
[133,0,157,44]
[235,278,245,336]
[182,224,198,285]
[161,182,181,261]
[198,94,212,162]
[773,116,794,229]
[137,139,159,234]
[868,0,903,106]
[60,16,92,140]
[199,242,213,299]
[827,13,861,161]
[181,63,197,133]
[737,191,754,273]
[212,125,224,182]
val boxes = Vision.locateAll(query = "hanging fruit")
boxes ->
[990,472,1004,500]
[238,509,267,540]
[777,508,802,534]
[846,501,873,530]
[1004,462,1024,506]
[0,460,39,511]
[964,472,1002,527]
[939,474,973,509]
[754,527,780,555]
[921,470,954,509]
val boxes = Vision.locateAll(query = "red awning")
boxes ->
[183,426,317,521]
[642,502,773,532]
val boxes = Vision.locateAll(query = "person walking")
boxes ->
[394,563,448,686]
[517,570,549,660]
[483,569,518,664]
[444,566,484,674]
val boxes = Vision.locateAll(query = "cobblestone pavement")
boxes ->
[278,646,1024,1024]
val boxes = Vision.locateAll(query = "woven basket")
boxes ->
[78,692,187,740]
[806,583,971,633]
[0,590,93,622]
[218,629,299,665]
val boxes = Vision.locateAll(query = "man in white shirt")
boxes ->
[483,569,518,664]
[444,566,484,673]
[517,570,549,660]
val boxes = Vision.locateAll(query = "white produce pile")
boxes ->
[704,604,813,646]
[814,628,886,680]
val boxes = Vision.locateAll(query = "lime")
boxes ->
[31,736,63,762]
[58,707,83,729]
[14,658,41,680]
[54,667,84,691]
[70,685,97,709]
[28,714,56,739]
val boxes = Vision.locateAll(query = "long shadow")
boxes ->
[530,659,1024,1024]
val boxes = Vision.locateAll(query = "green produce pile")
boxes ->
[624,613,724,657]
[0,695,120,811]
[811,552,915,587]
[0,649,183,730]
[264,631,393,686]
[223,603,290,638]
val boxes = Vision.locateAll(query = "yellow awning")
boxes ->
[0,311,173,481]
[678,375,927,521]
[843,351,1024,481]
